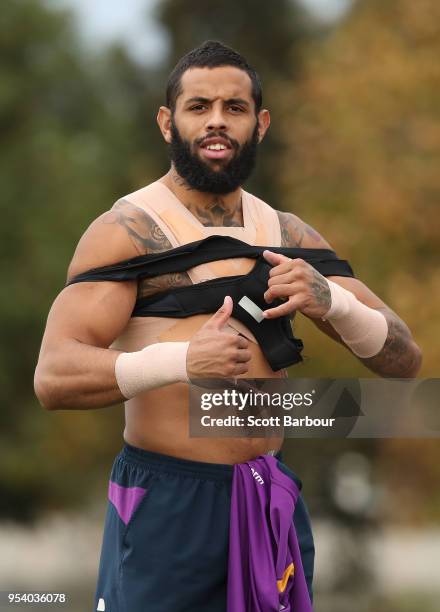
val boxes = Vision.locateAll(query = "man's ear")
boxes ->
[157,106,172,144]
[257,109,270,143]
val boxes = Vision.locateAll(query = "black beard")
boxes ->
[169,120,259,194]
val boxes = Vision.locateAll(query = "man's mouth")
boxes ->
[199,137,233,161]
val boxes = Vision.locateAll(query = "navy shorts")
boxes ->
[94,444,315,611]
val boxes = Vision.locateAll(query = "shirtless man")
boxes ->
[34,41,422,612]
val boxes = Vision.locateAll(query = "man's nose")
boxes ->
[206,107,227,131]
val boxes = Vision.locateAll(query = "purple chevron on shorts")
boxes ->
[108,481,147,525]
[227,455,313,612]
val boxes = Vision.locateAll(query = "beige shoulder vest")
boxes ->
[111,180,281,351]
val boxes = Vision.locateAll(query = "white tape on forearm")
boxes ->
[322,281,388,358]
[114,341,190,399]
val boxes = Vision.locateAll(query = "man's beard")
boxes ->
[169,120,259,194]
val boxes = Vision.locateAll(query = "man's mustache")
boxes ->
[195,133,239,150]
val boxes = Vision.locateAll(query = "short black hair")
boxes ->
[166,40,262,114]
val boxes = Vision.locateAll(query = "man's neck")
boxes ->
[160,168,244,228]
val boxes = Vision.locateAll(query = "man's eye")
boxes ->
[190,105,206,111]
[230,106,244,112]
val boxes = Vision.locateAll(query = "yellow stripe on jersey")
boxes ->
[277,562,294,593]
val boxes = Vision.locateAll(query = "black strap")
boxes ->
[65,236,355,371]
[131,257,306,370]
[66,235,355,286]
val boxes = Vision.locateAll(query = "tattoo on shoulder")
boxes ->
[304,223,326,244]
[103,199,173,255]
[104,199,192,298]
[277,211,330,249]
[277,211,305,247]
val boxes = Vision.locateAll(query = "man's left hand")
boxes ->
[262,250,332,319]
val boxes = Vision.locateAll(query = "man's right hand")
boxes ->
[186,296,252,379]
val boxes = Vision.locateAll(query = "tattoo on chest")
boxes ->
[187,197,244,227]
[137,271,192,299]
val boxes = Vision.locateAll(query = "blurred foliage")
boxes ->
[278,0,440,377]
[0,0,439,526]
[0,0,156,520]
[276,0,440,523]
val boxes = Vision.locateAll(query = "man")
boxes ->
[34,41,422,611]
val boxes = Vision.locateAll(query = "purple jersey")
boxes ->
[227,455,313,612]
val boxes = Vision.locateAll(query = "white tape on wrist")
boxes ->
[114,341,190,399]
[322,281,388,358]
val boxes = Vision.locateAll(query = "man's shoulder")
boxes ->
[66,181,167,281]
[244,189,333,249]
[276,209,333,250]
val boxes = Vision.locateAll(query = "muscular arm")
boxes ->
[277,211,423,378]
[34,199,244,410]
[34,203,149,411]
[315,276,422,377]
[34,282,136,410]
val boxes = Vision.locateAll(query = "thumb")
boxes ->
[205,295,233,330]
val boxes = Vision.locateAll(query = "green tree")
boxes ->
[0,0,156,520]
[276,0,440,521]
[276,0,440,378]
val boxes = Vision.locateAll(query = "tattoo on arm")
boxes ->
[310,269,331,310]
[277,211,332,249]
[359,307,421,377]
[277,211,304,247]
